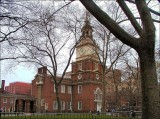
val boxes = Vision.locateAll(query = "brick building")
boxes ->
[0,15,128,113]
[5,82,31,95]
[31,16,103,113]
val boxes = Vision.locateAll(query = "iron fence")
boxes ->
[0,112,141,119]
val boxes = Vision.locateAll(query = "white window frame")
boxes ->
[53,101,58,110]
[45,103,48,110]
[78,101,82,110]
[61,85,65,93]
[41,99,44,106]
[61,101,65,110]
[67,102,72,110]
[94,88,102,102]
[3,98,7,103]
[67,86,72,94]
[78,85,82,93]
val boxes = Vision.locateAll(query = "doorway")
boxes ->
[97,102,102,112]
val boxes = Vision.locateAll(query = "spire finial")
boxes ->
[85,10,90,23]
[81,10,93,37]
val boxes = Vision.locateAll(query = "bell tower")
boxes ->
[76,11,98,62]
[71,11,102,112]
[72,11,101,81]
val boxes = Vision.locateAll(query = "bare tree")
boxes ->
[93,25,131,111]
[120,51,141,108]
[0,0,74,60]
[92,2,132,111]
[7,2,83,112]
[0,0,31,65]
[79,1,159,118]
[108,63,121,110]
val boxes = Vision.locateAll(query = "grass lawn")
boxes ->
[1,113,139,119]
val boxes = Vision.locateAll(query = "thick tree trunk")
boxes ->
[139,50,159,119]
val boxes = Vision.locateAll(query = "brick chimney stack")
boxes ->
[38,66,47,75]
[1,80,5,93]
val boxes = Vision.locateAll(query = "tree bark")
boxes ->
[138,49,159,119]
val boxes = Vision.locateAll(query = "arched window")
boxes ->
[94,88,102,102]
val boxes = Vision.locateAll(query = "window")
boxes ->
[41,99,44,106]
[78,63,82,70]
[3,98,7,103]
[78,101,82,110]
[67,102,72,110]
[61,101,65,110]
[78,85,82,93]
[67,86,72,94]
[61,85,65,93]
[45,103,48,110]
[53,101,58,110]
[94,88,102,102]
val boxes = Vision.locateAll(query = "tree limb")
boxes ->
[79,0,139,50]
[125,0,160,16]
[117,17,160,24]
[135,0,155,36]
[117,0,142,36]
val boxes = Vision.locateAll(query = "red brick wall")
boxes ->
[0,96,15,112]
[32,58,103,113]
[32,74,72,112]
[72,83,102,112]
[71,59,102,112]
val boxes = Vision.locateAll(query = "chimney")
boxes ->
[43,66,47,74]
[1,80,5,92]
[38,67,47,75]
[38,68,42,74]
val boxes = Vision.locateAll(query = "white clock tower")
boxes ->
[76,13,98,61]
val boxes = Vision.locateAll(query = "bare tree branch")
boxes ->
[117,0,142,35]
[80,0,139,49]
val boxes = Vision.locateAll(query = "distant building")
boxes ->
[5,82,31,95]
[0,80,36,113]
